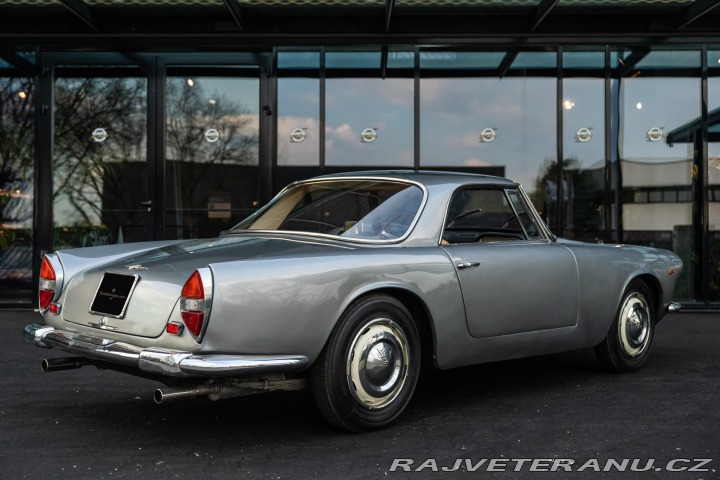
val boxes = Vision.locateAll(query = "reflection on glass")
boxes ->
[165,76,259,239]
[278,51,321,70]
[326,52,381,69]
[563,51,604,70]
[325,78,413,167]
[234,179,423,242]
[619,76,699,301]
[53,76,147,249]
[0,77,34,300]
[420,77,556,223]
[562,78,605,242]
[708,63,720,302]
[278,78,319,166]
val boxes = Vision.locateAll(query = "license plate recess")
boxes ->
[89,273,139,319]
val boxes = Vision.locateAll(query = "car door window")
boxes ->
[443,188,527,244]
[506,190,542,239]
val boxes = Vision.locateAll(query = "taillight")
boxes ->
[178,268,213,341]
[39,256,57,310]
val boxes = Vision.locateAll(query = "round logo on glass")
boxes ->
[91,128,108,143]
[204,128,220,143]
[646,127,664,142]
[479,128,496,143]
[290,128,307,143]
[575,127,592,143]
[361,128,378,143]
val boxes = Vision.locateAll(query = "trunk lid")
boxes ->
[59,234,350,338]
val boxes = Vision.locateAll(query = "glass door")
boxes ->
[614,49,701,302]
[561,51,607,243]
[164,68,260,239]
[53,68,151,249]
[0,74,34,303]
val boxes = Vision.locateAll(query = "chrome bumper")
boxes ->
[24,323,309,379]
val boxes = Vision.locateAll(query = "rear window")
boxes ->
[232,179,424,242]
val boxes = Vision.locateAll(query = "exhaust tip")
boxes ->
[41,359,50,372]
[153,389,164,404]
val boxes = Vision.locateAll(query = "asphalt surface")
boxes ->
[1,310,719,480]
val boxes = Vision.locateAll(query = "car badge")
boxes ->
[575,127,592,142]
[290,128,308,143]
[646,127,664,142]
[127,265,147,271]
[360,128,378,143]
[91,127,108,143]
[479,127,497,143]
[204,128,220,143]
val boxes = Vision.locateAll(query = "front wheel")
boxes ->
[594,279,655,372]
[310,294,421,432]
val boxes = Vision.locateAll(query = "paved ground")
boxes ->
[1,310,718,479]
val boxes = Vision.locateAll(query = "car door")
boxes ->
[441,187,579,339]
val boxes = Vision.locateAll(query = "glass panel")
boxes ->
[326,52,381,70]
[708,50,720,302]
[325,78,413,168]
[562,77,605,242]
[387,50,415,69]
[277,51,320,70]
[443,188,531,244]
[277,77,320,188]
[278,78,319,166]
[420,76,557,227]
[234,179,423,242]
[420,51,505,70]
[612,49,701,72]
[507,190,542,239]
[53,74,147,249]
[635,50,701,69]
[617,71,699,301]
[512,52,557,70]
[398,0,538,6]
[85,0,224,4]
[0,76,34,304]
[563,51,605,70]
[165,75,259,239]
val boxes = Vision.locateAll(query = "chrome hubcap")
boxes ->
[347,318,409,409]
[618,293,651,357]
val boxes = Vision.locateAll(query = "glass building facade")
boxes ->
[1,2,719,309]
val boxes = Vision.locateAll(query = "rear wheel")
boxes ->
[310,294,421,432]
[595,279,655,372]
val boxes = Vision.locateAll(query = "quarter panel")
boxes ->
[202,247,469,366]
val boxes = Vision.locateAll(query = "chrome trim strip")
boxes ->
[179,355,309,376]
[24,323,309,378]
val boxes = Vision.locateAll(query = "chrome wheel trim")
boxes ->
[346,318,409,409]
[618,293,651,357]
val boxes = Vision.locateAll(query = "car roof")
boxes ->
[311,170,519,188]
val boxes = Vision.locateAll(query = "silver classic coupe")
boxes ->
[24,171,682,431]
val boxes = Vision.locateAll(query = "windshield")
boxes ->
[231,179,424,241]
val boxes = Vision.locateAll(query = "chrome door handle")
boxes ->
[456,261,480,269]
